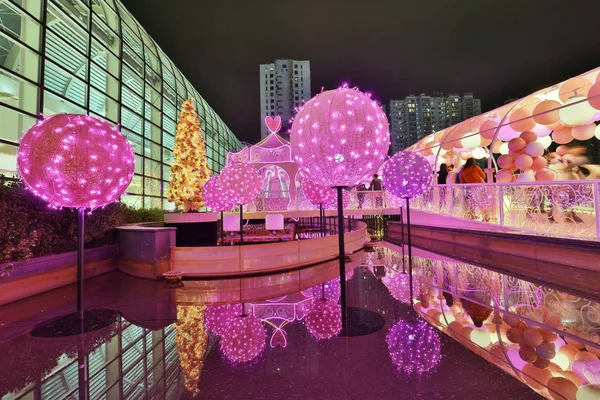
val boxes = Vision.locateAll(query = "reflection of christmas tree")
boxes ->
[175,305,208,396]
[168,99,211,211]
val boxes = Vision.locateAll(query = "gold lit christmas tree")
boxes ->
[168,98,211,211]
[175,305,208,397]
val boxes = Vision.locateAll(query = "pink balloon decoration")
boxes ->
[219,163,261,205]
[552,128,574,145]
[571,124,596,141]
[290,88,390,187]
[525,142,545,158]
[220,315,266,363]
[386,319,442,375]
[305,299,342,340]
[301,175,336,207]
[514,154,534,170]
[508,137,527,154]
[330,189,351,209]
[17,114,134,209]
[496,169,514,182]
[536,169,557,181]
[202,176,234,212]
[383,151,432,199]
[497,154,515,169]
[556,145,570,156]
[531,156,548,171]
[520,131,538,144]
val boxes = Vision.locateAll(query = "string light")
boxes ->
[290,88,390,187]
[175,305,208,396]
[301,175,337,207]
[220,315,266,363]
[202,175,234,212]
[386,319,442,375]
[219,163,262,205]
[17,114,134,210]
[204,304,241,336]
[383,151,432,199]
[305,299,342,340]
[382,273,411,304]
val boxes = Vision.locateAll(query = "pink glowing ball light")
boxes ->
[301,175,336,207]
[219,163,262,205]
[311,278,342,302]
[330,188,351,209]
[204,304,241,336]
[220,315,266,363]
[202,175,234,212]
[305,299,342,340]
[291,88,391,187]
[383,151,432,199]
[17,114,135,209]
[382,273,411,304]
[386,319,442,375]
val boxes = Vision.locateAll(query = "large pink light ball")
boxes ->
[301,175,336,207]
[305,299,342,340]
[17,114,134,209]
[202,176,234,212]
[386,319,442,375]
[311,279,341,302]
[205,304,241,336]
[383,151,432,199]
[290,88,390,187]
[220,315,266,363]
[382,273,411,304]
[219,163,261,205]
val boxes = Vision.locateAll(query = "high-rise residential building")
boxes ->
[388,93,482,154]
[259,59,311,139]
[0,0,242,209]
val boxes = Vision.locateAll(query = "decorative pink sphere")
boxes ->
[329,189,352,209]
[204,304,241,336]
[291,88,390,187]
[311,279,341,302]
[305,299,342,340]
[383,152,432,199]
[202,176,234,212]
[17,114,134,209]
[301,176,336,207]
[382,273,411,304]
[219,163,261,205]
[220,315,266,363]
[386,319,442,375]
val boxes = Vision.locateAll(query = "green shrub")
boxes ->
[0,176,164,264]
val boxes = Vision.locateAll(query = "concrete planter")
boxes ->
[0,246,118,306]
[116,226,177,279]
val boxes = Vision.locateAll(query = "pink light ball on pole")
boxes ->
[219,163,261,205]
[202,175,234,212]
[290,87,390,187]
[17,114,135,209]
[386,319,442,375]
[305,299,342,340]
[220,315,266,363]
[383,151,432,199]
[301,176,336,207]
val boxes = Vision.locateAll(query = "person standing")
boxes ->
[438,163,449,208]
[370,174,383,208]
[460,158,487,220]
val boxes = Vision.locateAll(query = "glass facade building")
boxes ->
[0,0,242,209]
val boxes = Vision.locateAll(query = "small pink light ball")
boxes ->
[383,151,432,199]
[202,175,234,212]
[301,175,336,207]
[305,299,342,340]
[220,315,266,363]
[219,163,262,205]
[17,113,134,209]
[291,88,390,187]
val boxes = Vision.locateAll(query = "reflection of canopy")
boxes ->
[408,66,600,170]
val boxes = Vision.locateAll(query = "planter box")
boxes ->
[0,246,118,306]
[116,226,176,279]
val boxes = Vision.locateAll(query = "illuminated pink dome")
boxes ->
[220,315,266,363]
[204,304,241,336]
[219,163,261,205]
[17,114,134,209]
[305,299,342,340]
[386,319,442,375]
[202,176,234,212]
[291,88,390,187]
[301,176,336,207]
[383,152,432,199]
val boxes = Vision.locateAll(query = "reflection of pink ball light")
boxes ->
[220,315,266,363]
[202,176,234,212]
[305,299,342,340]
[386,319,442,375]
[301,176,336,207]
[291,88,390,187]
[311,279,341,301]
[382,273,411,304]
[219,163,261,205]
[383,152,432,199]
[204,304,241,336]
[17,114,134,209]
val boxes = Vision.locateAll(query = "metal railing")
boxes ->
[409,180,600,241]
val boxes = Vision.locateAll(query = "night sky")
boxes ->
[122,0,600,143]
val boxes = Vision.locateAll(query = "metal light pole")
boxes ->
[336,187,347,325]
[77,208,85,321]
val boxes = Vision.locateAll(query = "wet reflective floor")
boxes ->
[4,244,596,399]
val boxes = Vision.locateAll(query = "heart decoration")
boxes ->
[265,115,282,134]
